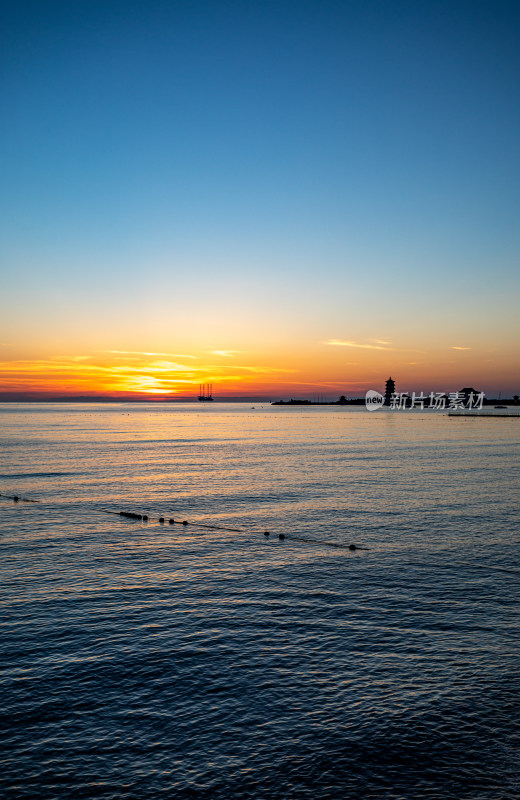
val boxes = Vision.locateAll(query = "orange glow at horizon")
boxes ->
[0,339,517,399]
[0,351,303,398]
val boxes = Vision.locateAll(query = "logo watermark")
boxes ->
[365,390,485,411]
[365,390,385,411]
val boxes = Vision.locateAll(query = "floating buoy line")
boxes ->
[98,509,369,549]
[100,508,245,533]
[0,492,367,551]
[0,492,38,503]
[2,492,519,575]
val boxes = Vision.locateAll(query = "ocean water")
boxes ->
[0,402,519,800]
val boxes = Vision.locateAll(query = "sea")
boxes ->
[0,402,519,800]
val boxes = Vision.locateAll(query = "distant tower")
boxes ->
[384,377,395,406]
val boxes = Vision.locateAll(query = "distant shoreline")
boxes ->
[0,396,518,406]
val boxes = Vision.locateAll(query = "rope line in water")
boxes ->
[1,492,365,550]
[99,509,244,532]
[288,534,369,550]
[0,492,38,503]
[100,509,361,548]
[2,493,519,572]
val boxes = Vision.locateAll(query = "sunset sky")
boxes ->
[1,0,519,399]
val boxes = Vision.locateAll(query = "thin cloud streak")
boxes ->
[56,355,92,361]
[324,340,395,351]
[210,350,244,357]
[105,350,198,358]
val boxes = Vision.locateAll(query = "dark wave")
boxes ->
[0,472,78,478]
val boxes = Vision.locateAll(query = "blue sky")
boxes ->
[1,0,519,396]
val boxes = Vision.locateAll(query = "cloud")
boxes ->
[55,355,91,361]
[0,355,296,396]
[450,346,471,351]
[324,340,394,351]
[216,365,295,373]
[105,350,198,358]
[210,350,244,357]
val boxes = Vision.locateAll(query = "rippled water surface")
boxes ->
[1,403,519,799]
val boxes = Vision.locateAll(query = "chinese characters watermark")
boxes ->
[365,390,485,411]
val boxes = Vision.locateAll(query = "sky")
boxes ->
[1,0,519,399]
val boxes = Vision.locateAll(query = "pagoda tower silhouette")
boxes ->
[384,377,395,406]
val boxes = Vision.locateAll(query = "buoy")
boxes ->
[182,520,188,526]
[159,517,165,523]
[279,533,285,540]
[13,496,19,502]
[349,544,356,551]
[143,515,148,521]
[264,531,270,536]
[169,518,174,525]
